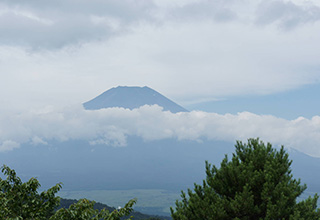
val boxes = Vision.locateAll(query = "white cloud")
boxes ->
[1,105,320,157]
[0,140,20,152]
[31,136,48,146]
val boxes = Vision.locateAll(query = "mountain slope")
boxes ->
[83,86,188,113]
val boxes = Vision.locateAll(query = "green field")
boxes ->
[58,189,320,217]
[58,189,181,216]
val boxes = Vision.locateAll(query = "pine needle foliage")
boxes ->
[170,138,320,220]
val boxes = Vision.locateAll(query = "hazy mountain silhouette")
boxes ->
[83,86,188,113]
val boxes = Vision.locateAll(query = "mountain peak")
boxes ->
[83,86,188,113]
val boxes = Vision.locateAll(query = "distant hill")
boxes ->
[59,198,171,220]
[2,138,320,216]
[83,86,188,113]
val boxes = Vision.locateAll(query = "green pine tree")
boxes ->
[171,138,320,220]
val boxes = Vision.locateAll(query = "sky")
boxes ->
[1,0,320,156]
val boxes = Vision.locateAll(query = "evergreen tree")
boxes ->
[171,138,320,220]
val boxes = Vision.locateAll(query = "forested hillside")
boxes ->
[59,198,171,220]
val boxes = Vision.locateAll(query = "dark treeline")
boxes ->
[58,198,171,220]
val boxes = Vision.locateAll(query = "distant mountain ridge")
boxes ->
[59,198,171,220]
[83,86,188,113]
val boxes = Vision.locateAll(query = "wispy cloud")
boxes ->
[255,0,320,29]
[0,140,20,152]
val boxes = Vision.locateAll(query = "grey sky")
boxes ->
[1,0,320,48]
[1,0,320,110]
[1,0,320,156]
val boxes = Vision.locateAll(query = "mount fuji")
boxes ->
[83,86,188,113]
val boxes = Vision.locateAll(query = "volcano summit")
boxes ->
[83,86,188,113]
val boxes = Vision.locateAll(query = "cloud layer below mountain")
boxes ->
[1,105,320,157]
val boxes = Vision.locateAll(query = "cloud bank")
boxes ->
[1,105,320,157]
